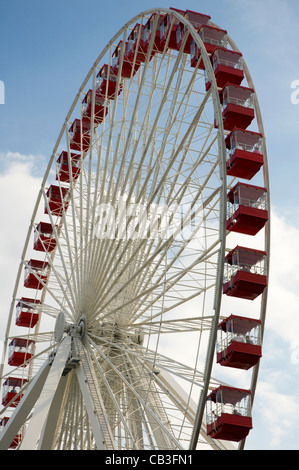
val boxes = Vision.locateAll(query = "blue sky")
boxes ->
[1,0,299,450]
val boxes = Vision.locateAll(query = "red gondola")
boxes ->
[223,246,268,300]
[226,128,264,180]
[160,8,185,51]
[33,221,56,252]
[190,25,228,69]
[44,185,69,217]
[96,64,122,100]
[206,48,244,91]
[217,315,262,370]
[127,24,147,63]
[82,89,108,126]
[8,338,34,367]
[2,377,27,407]
[143,13,165,55]
[69,119,90,153]
[206,386,253,442]
[15,297,40,328]
[176,10,210,53]
[218,84,255,131]
[112,41,141,79]
[226,182,268,236]
[24,259,49,290]
[56,151,81,183]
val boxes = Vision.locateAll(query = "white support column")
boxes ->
[75,362,108,450]
[37,373,69,450]
[0,359,50,450]
[19,336,72,450]
[124,355,175,449]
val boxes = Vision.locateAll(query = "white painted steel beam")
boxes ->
[75,362,108,450]
[37,373,69,450]
[19,336,72,450]
[0,359,50,450]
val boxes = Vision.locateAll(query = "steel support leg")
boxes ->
[19,336,71,449]
[75,362,108,450]
[37,373,69,449]
[0,359,50,450]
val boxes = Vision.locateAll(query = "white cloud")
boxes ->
[254,379,299,449]
[246,207,299,449]
[0,152,42,257]
[0,152,43,338]
[267,209,299,344]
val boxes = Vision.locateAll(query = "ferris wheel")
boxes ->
[0,7,270,450]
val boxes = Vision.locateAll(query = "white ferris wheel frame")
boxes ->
[0,7,270,451]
